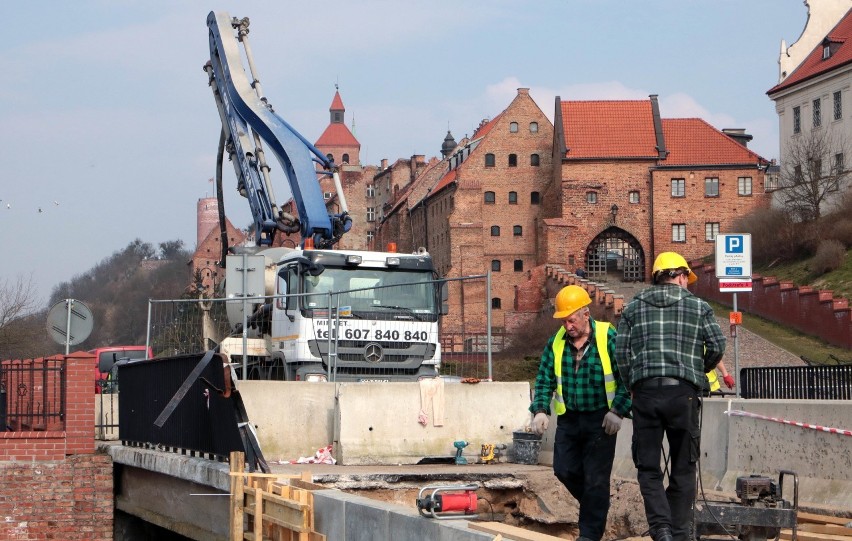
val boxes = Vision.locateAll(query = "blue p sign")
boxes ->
[726,235,743,253]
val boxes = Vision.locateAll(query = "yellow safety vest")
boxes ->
[551,321,616,415]
[706,369,720,392]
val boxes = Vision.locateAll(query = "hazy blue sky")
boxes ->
[1,1,809,306]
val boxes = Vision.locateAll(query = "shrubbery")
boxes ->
[810,239,847,276]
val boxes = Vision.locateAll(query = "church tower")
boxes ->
[314,87,361,166]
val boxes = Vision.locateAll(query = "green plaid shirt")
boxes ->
[529,319,631,417]
[615,283,726,390]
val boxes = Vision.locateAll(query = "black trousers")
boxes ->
[553,407,617,541]
[631,380,701,541]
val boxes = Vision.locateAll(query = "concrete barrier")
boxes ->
[536,397,852,509]
[238,380,532,465]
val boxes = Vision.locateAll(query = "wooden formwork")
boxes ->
[230,451,326,541]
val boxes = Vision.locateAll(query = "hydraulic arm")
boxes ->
[204,11,351,248]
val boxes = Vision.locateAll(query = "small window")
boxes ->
[326,153,334,162]
[629,191,640,204]
[366,207,375,222]
[834,152,844,175]
[568,255,575,266]
[671,179,685,197]
[342,153,350,164]
[508,154,517,167]
[530,192,540,205]
[793,106,801,134]
[513,225,522,236]
[529,122,539,133]
[509,122,518,133]
[824,44,831,60]
[530,153,540,166]
[813,98,822,128]
[705,222,720,242]
[738,177,753,196]
[323,192,333,200]
[672,224,686,242]
[586,191,597,204]
[485,153,495,167]
[491,226,500,236]
[491,260,501,272]
[333,112,342,123]
[484,191,496,204]
[704,177,719,197]
[834,91,842,121]
[366,184,375,198]
[492,297,502,309]
[367,231,374,243]
[508,191,517,204]
[514,260,523,272]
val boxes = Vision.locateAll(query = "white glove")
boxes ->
[532,412,549,436]
[602,411,622,435]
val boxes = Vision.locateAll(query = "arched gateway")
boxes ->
[584,227,645,282]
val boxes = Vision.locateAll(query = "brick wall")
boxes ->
[0,352,112,540]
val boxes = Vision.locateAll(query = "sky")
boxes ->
[1,0,811,307]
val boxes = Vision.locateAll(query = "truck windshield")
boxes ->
[302,267,437,319]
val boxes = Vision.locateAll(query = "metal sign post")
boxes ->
[715,234,753,399]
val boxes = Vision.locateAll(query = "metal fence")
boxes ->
[0,358,65,432]
[740,365,852,399]
[146,275,498,381]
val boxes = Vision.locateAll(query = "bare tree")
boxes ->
[0,275,42,355]
[779,128,852,221]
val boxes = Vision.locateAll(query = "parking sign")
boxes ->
[715,234,752,278]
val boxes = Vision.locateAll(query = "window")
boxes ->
[334,112,342,122]
[366,207,375,222]
[704,177,719,197]
[568,255,575,266]
[813,98,822,127]
[484,191,495,204]
[671,179,685,197]
[366,231,374,243]
[629,190,640,204]
[824,44,831,60]
[834,152,844,175]
[492,297,502,309]
[326,153,334,162]
[586,191,597,203]
[834,91,842,121]
[508,191,517,204]
[323,192,333,200]
[738,177,753,196]
[793,106,801,134]
[672,224,686,242]
[514,260,523,272]
[513,225,522,236]
[529,122,539,133]
[508,154,517,167]
[530,153,540,166]
[509,122,518,133]
[530,191,540,204]
[491,260,501,272]
[794,165,803,181]
[366,184,375,198]
[491,226,500,236]
[485,153,495,167]
[342,153,350,164]
[705,222,720,242]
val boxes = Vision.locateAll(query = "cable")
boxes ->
[693,393,736,540]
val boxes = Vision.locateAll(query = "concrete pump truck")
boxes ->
[203,11,444,383]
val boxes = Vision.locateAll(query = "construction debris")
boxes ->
[781,511,852,541]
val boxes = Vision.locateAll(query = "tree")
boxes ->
[0,275,43,357]
[779,128,852,221]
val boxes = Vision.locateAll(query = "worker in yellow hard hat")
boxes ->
[529,285,631,541]
[615,251,726,541]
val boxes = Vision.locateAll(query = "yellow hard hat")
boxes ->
[553,285,592,319]
[652,251,698,284]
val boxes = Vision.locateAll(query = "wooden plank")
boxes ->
[254,482,263,541]
[799,523,852,536]
[799,512,852,526]
[289,479,327,492]
[230,451,245,541]
[781,529,852,541]
[469,522,566,541]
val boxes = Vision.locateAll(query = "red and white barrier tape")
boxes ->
[724,409,852,437]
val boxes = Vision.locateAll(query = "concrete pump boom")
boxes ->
[204,11,352,249]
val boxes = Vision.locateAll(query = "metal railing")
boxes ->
[0,358,65,432]
[740,365,852,400]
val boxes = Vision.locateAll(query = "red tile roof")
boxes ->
[330,90,345,110]
[768,8,852,94]
[562,100,659,159]
[430,168,457,196]
[472,113,503,140]
[315,123,359,147]
[661,118,764,165]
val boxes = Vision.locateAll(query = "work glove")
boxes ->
[532,412,549,436]
[723,374,736,389]
[602,411,622,435]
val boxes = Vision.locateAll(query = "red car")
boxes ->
[90,345,152,393]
